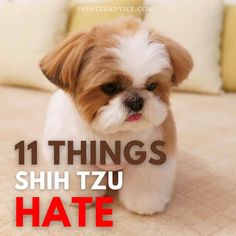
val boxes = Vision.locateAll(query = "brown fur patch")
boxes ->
[147,69,173,104]
[40,32,94,92]
[40,16,141,93]
[150,31,193,86]
[76,70,132,122]
[162,110,177,156]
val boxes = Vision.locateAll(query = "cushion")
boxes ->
[0,0,68,91]
[145,0,224,94]
[221,5,236,91]
[69,0,144,33]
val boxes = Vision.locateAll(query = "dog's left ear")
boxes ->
[40,31,93,92]
[150,31,193,86]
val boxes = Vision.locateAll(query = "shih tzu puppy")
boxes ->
[40,16,193,215]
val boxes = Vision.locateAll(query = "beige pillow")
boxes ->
[69,0,144,33]
[0,0,68,91]
[221,5,236,91]
[145,0,224,94]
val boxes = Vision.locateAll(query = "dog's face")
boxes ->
[40,17,193,134]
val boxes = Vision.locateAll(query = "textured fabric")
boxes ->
[0,0,68,91]
[1,86,236,235]
[68,0,144,33]
[145,0,224,94]
[222,5,236,91]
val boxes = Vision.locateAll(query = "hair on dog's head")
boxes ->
[40,16,193,134]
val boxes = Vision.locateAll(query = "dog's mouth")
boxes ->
[126,113,142,122]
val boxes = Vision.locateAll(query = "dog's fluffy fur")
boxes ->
[40,17,193,214]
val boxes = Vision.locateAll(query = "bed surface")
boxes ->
[0,86,236,236]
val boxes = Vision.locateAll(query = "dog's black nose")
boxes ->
[124,95,144,112]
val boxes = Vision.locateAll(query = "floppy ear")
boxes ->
[40,31,93,92]
[151,31,193,86]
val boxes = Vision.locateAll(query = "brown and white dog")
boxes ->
[40,16,193,215]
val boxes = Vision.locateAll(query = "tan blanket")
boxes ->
[0,86,235,236]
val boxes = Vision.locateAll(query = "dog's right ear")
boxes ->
[40,31,93,92]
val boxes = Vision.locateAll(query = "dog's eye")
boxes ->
[146,82,157,91]
[101,83,119,96]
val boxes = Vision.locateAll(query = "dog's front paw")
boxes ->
[119,187,171,215]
